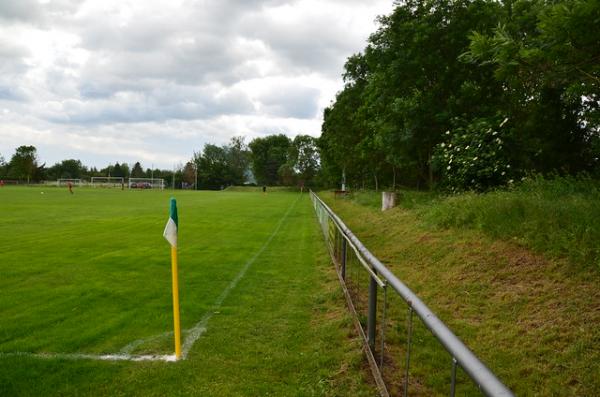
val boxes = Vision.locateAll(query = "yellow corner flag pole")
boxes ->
[164,198,182,360]
[171,244,182,359]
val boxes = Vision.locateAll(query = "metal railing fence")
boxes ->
[310,191,514,397]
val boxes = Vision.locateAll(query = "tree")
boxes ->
[289,135,320,186]
[249,134,291,185]
[46,159,88,180]
[0,154,6,176]
[319,73,374,189]
[227,136,250,186]
[131,162,145,178]
[120,163,130,178]
[181,161,196,188]
[111,163,124,178]
[278,163,296,186]
[462,0,600,176]
[8,145,40,183]
[194,144,231,190]
[320,0,599,190]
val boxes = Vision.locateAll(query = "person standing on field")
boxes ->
[68,181,74,194]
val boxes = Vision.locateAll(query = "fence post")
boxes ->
[368,272,378,351]
[341,238,347,280]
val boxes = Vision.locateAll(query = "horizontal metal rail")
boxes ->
[310,191,514,397]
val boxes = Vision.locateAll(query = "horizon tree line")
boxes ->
[1,133,321,190]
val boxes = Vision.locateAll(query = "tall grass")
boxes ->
[421,176,600,269]
[342,177,600,269]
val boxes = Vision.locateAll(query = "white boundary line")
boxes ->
[0,196,300,363]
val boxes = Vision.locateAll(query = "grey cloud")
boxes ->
[0,40,30,74]
[0,0,42,22]
[0,41,30,101]
[240,13,365,77]
[46,83,256,125]
[0,86,27,101]
[0,0,82,25]
[258,85,320,119]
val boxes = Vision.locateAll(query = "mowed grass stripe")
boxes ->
[0,188,376,396]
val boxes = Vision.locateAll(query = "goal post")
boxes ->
[91,177,125,188]
[128,178,165,190]
[57,179,82,187]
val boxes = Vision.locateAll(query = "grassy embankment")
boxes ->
[323,176,600,396]
[0,187,375,396]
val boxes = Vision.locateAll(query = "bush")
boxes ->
[433,116,515,192]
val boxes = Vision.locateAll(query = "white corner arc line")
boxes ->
[0,195,300,363]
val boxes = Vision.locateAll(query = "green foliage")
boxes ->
[249,134,291,186]
[433,116,514,191]
[7,145,43,182]
[0,153,8,177]
[462,0,599,174]
[46,159,88,180]
[181,161,196,188]
[192,137,250,190]
[106,162,127,178]
[321,0,600,190]
[289,135,320,186]
[130,161,145,178]
[227,136,251,185]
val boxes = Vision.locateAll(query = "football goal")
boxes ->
[128,178,165,190]
[91,177,125,188]
[57,179,83,187]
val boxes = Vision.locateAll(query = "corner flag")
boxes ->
[164,198,182,359]
[163,198,178,247]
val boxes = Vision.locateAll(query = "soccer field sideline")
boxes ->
[0,192,301,363]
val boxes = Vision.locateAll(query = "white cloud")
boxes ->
[0,0,394,168]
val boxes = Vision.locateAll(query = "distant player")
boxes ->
[0,180,4,187]
[67,181,74,194]
[262,186,266,194]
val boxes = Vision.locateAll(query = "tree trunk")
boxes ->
[428,151,433,191]
[374,172,379,192]
[392,166,397,191]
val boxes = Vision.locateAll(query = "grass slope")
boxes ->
[0,187,375,396]
[324,188,600,396]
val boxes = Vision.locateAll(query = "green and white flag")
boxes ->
[163,198,178,247]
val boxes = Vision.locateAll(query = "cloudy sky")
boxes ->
[0,0,393,169]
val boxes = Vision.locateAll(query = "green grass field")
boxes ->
[0,187,375,396]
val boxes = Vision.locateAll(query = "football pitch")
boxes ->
[0,187,373,396]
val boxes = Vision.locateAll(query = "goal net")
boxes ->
[91,177,125,188]
[57,179,83,187]
[128,178,165,190]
